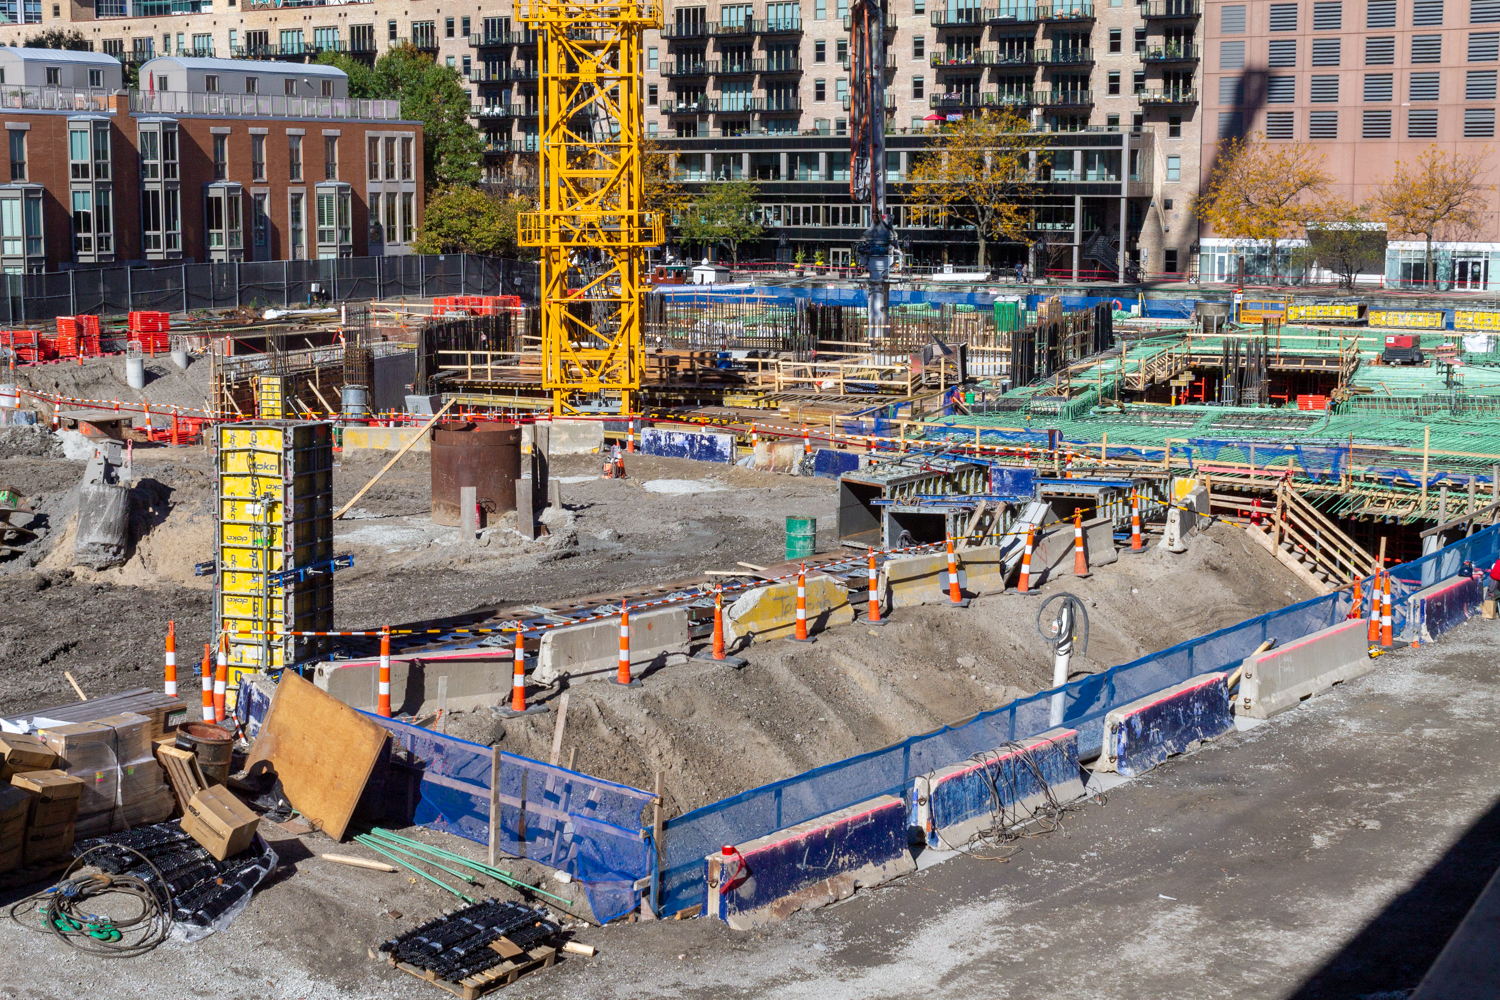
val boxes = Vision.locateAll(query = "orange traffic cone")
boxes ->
[1072,509,1091,578]
[213,633,229,722]
[1368,571,1382,642]
[1380,573,1393,647]
[378,626,392,717]
[164,621,177,698]
[791,562,817,643]
[945,532,970,608]
[200,643,213,723]
[866,547,885,625]
[1017,526,1039,594]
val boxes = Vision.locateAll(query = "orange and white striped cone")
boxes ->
[945,533,971,607]
[1072,509,1091,578]
[213,633,229,723]
[498,626,551,715]
[1017,526,1039,594]
[801,425,810,458]
[1348,578,1364,621]
[628,417,636,453]
[615,447,626,479]
[1065,449,1074,478]
[615,601,644,684]
[1127,491,1145,554]
[866,546,886,625]
[695,584,748,666]
[1023,446,1031,468]
[377,626,392,717]
[1380,572,1394,648]
[200,643,214,723]
[791,562,817,643]
[164,621,177,698]
[1368,571,1382,642]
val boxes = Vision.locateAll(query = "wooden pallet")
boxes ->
[0,856,71,892]
[390,943,556,999]
[154,742,207,814]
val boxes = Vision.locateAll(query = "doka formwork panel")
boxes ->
[216,422,334,671]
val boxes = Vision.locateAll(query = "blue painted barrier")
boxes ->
[1408,572,1484,642]
[640,426,735,464]
[1099,673,1234,778]
[812,448,860,478]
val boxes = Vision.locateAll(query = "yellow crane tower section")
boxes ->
[518,0,664,415]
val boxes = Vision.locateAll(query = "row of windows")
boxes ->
[1221,0,1500,33]
[1220,32,1489,68]
[1219,69,1490,103]
[1221,106,1495,138]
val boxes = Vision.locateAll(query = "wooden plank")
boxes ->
[245,672,389,842]
[391,945,556,999]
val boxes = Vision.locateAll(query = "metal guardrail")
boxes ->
[129,90,403,120]
[0,86,111,112]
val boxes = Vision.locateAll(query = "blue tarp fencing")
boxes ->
[651,284,1199,318]
[368,714,656,924]
[655,524,1499,917]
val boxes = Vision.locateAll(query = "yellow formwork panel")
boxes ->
[1369,309,1446,329]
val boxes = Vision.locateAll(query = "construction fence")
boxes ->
[0,255,540,323]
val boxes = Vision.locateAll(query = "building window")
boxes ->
[290,193,305,260]
[401,137,413,180]
[8,130,23,181]
[1109,28,1121,53]
[648,83,658,105]
[71,190,93,254]
[914,0,923,11]
[401,192,414,243]
[1164,248,1179,274]
[1107,71,1120,95]
[462,16,471,35]
[205,74,219,92]
[325,136,338,180]
[1407,107,1439,137]
[322,80,334,97]
[837,38,848,63]
[253,193,269,256]
[913,35,924,59]
[1265,109,1295,138]
[388,20,398,41]
[385,193,397,244]
[252,134,266,181]
[205,187,242,251]
[46,67,60,85]
[284,78,298,96]
[89,69,103,88]
[368,137,379,180]
[1168,115,1181,137]
[384,137,396,180]
[1368,0,1396,26]
[213,134,227,180]
[317,191,338,244]
[814,78,826,100]
[1362,109,1392,136]
[1165,155,1180,181]
[911,76,923,99]
[69,128,90,180]
[1108,113,1121,130]
[1464,106,1496,136]
[1134,27,1146,53]
[289,135,303,181]
[815,39,825,62]
[445,16,455,36]
[246,76,259,94]
[1133,70,1146,94]
[1309,109,1339,137]
[648,46,658,68]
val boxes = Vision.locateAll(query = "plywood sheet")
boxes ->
[246,672,387,841]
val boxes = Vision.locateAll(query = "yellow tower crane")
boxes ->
[518,0,664,415]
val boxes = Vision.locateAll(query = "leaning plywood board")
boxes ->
[245,672,388,842]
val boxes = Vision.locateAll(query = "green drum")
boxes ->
[785,516,816,560]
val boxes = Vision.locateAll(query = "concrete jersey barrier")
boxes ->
[536,606,691,684]
[641,426,735,464]
[723,574,852,644]
[1237,619,1372,719]
[522,420,604,455]
[314,650,512,716]
[1406,573,1484,643]
[341,426,429,453]
[1096,672,1234,777]
[703,793,914,930]
[913,726,1084,850]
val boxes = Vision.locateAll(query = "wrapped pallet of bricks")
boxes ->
[0,784,29,872]
[36,713,174,837]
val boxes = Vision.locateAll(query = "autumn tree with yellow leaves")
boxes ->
[1371,145,1492,288]
[1193,137,1333,283]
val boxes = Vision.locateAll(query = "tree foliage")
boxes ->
[678,179,762,264]
[1194,137,1333,281]
[1290,198,1388,288]
[641,136,683,228]
[320,45,482,190]
[1371,145,1492,287]
[413,186,533,256]
[906,111,1045,272]
[23,28,91,50]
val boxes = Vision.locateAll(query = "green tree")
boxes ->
[315,51,378,99]
[23,28,91,49]
[1289,198,1388,289]
[678,179,762,265]
[414,186,533,256]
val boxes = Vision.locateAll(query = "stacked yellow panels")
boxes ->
[255,375,289,419]
[215,422,334,700]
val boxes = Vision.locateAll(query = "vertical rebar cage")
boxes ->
[518,0,664,414]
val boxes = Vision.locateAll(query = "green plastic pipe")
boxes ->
[352,836,475,904]
[355,834,480,886]
[366,828,582,913]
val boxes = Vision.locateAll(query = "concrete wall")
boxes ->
[724,574,852,645]
[1097,672,1234,777]
[915,727,1084,851]
[341,426,429,453]
[522,420,604,455]
[535,606,691,685]
[1238,619,1372,720]
[313,650,512,716]
[704,793,914,930]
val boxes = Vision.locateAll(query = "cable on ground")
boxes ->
[7,844,173,958]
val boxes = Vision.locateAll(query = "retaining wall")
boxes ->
[703,794,913,930]
[1238,619,1372,719]
[1096,672,1234,777]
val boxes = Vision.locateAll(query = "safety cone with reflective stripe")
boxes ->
[1250,498,1263,527]
[802,425,810,457]
[867,547,885,625]
[791,562,817,642]
[615,447,626,479]
[213,633,228,723]
[1023,446,1031,468]
[945,533,971,607]
[695,585,748,666]
[164,621,177,698]
[200,643,213,722]
[628,417,636,453]
[1368,571,1382,642]
[377,626,392,717]
[498,626,551,714]
[1381,572,1394,648]
[615,601,643,684]
[1348,578,1364,621]
[1128,491,1144,553]
[1018,526,1038,594]
[1072,509,1091,578]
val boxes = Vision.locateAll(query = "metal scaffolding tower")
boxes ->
[518,0,664,415]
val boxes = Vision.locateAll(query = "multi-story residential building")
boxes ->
[0,50,422,271]
[5,0,1202,277]
[1204,0,1500,288]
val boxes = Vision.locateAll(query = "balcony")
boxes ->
[930,7,987,26]
[709,59,756,75]
[929,90,1001,109]
[1142,0,1201,17]
[350,36,379,54]
[1034,89,1093,105]
[841,95,898,110]
[660,22,711,38]
[230,43,333,60]
[756,17,804,33]
[764,97,803,111]
[173,46,217,58]
[471,64,537,82]
[709,97,765,111]
[662,98,713,113]
[1142,44,1199,62]
[760,57,803,73]
[1037,3,1094,20]
[930,49,1000,67]
[663,60,709,76]
[469,31,533,46]
[471,103,529,118]
[484,139,540,153]
[130,89,402,120]
[843,11,896,28]
[709,20,755,36]
[1036,46,1094,64]
[987,4,1041,22]
[0,85,111,113]
[411,30,439,52]
[1138,88,1197,104]
[991,47,1041,65]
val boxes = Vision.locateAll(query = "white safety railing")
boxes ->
[0,86,113,112]
[129,90,403,121]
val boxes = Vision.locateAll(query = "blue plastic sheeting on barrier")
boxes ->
[641,426,735,464]
[1409,573,1484,641]
[813,448,861,479]
[989,466,1036,495]
[923,729,1080,846]
[1103,674,1234,778]
[367,715,655,924]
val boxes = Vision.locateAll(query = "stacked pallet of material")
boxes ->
[36,712,175,837]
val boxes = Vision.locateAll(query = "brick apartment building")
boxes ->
[0,48,422,272]
[1202,0,1500,288]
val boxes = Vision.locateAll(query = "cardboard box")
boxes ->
[0,734,59,780]
[88,712,154,762]
[0,784,28,824]
[0,813,24,847]
[22,820,74,865]
[0,843,21,873]
[37,722,112,765]
[11,769,86,826]
[180,786,259,861]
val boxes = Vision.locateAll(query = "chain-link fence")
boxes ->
[1,255,540,323]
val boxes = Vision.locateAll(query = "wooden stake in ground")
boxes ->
[334,398,454,519]
[322,854,399,873]
[548,692,570,767]
[64,671,87,701]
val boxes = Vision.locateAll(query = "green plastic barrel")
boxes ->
[785,517,817,560]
